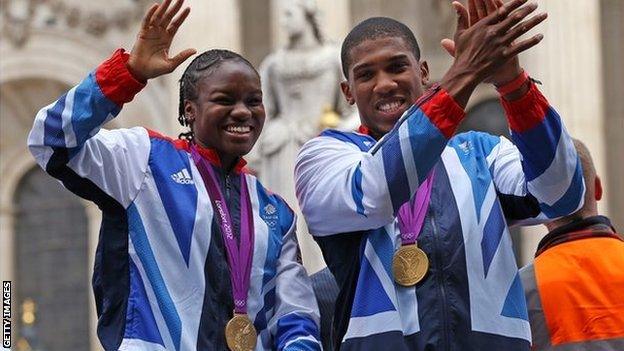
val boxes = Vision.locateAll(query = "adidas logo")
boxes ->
[171,168,194,185]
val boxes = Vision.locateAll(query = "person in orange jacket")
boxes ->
[519,139,624,351]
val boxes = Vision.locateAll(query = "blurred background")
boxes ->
[1,0,622,349]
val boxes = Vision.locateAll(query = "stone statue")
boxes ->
[253,0,356,272]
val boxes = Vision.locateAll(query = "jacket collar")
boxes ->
[535,215,620,257]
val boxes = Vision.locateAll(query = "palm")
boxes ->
[128,0,196,81]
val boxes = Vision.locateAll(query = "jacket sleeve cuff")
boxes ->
[421,88,466,139]
[500,81,549,133]
[95,48,146,106]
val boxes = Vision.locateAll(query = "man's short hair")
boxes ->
[340,17,421,78]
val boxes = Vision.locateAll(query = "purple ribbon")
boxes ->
[191,146,254,314]
[397,171,436,245]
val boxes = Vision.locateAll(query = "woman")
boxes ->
[27,1,321,350]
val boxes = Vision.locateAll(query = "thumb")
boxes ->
[452,1,469,31]
[169,48,197,71]
[440,38,456,57]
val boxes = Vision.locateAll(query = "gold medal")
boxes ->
[393,244,429,286]
[225,314,257,351]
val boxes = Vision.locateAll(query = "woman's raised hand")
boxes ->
[127,0,197,82]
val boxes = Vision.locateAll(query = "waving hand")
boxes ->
[127,0,197,81]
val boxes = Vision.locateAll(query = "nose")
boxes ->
[373,72,398,95]
[230,102,252,120]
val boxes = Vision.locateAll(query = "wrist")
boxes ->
[126,55,148,83]
[440,66,479,109]
[495,70,531,101]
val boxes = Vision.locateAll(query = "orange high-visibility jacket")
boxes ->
[519,216,624,350]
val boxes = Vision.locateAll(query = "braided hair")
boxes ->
[177,49,257,141]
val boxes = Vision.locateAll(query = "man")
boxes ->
[520,139,624,351]
[294,0,585,349]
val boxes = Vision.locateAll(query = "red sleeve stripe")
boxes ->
[95,49,146,106]
[501,82,549,133]
[420,88,465,139]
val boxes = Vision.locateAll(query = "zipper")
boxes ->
[225,174,231,201]
[430,210,450,351]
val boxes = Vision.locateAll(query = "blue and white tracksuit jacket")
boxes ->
[27,49,321,351]
[295,85,584,350]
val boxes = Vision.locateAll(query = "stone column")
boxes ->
[519,0,606,265]
[600,0,624,230]
[0,206,14,284]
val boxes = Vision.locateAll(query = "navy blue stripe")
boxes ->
[414,161,472,351]
[43,93,68,147]
[320,129,374,152]
[71,73,121,144]
[148,139,197,266]
[538,156,584,218]
[276,313,320,350]
[511,108,562,181]
[351,163,366,217]
[124,259,165,346]
[497,191,541,221]
[127,204,182,350]
[382,135,411,212]
[405,108,448,184]
[481,201,506,278]
[46,149,129,351]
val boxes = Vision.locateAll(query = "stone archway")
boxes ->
[12,166,90,351]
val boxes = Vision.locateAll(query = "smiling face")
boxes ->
[340,36,429,139]
[185,60,265,167]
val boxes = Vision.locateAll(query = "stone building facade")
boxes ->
[1,0,621,349]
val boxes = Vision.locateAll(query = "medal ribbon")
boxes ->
[191,146,254,314]
[397,170,436,245]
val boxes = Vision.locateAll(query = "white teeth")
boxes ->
[226,125,251,134]
[378,100,402,112]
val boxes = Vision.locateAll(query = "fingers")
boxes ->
[141,3,159,30]
[484,0,497,13]
[452,1,470,31]
[495,2,538,34]
[151,0,172,25]
[485,0,528,24]
[475,0,487,19]
[162,0,184,27]
[501,12,547,45]
[503,33,544,58]
[440,38,456,57]
[167,6,190,35]
[169,48,197,71]
[468,0,479,25]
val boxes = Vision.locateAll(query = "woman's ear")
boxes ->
[184,100,196,126]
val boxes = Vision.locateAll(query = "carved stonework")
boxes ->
[0,0,151,47]
[252,0,356,272]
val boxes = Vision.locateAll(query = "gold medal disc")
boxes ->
[393,244,429,286]
[225,314,257,351]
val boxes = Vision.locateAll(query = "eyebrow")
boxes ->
[352,54,411,73]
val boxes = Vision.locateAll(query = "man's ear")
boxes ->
[595,175,603,201]
[340,80,355,105]
[420,60,430,86]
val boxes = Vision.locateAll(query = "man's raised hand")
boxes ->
[127,0,197,82]
[440,0,547,107]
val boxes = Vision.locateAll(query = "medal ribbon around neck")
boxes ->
[398,170,436,245]
[393,170,435,286]
[191,146,254,315]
